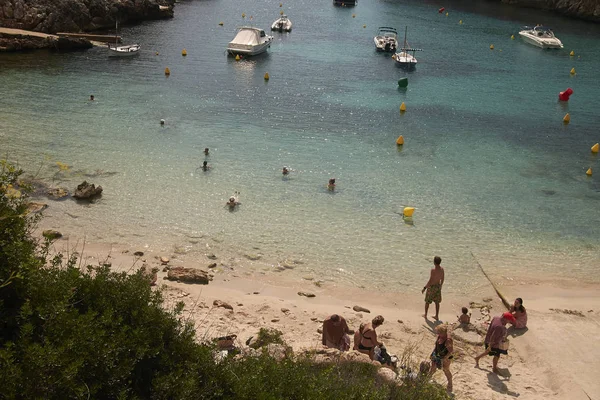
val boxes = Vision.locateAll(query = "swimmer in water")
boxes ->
[226,192,241,208]
[328,178,336,191]
[202,161,211,171]
[282,167,289,175]
[89,95,95,101]
[204,148,210,156]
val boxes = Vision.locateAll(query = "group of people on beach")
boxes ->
[321,256,528,394]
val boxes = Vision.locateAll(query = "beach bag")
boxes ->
[499,338,509,352]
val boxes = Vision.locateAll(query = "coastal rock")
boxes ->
[0,0,175,34]
[213,300,233,310]
[134,251,144,257]
[298,291,316,298]
[73,181,102,200]
[42,229,62,240]
[160,256,169,264]
[46,187,69,199]
[208,262,217,268]
[377,367,398,382]
[353,305,370,313]
[25,202,48,214]
[166,267,210,284]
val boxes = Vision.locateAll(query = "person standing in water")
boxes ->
[327,178,336,191]
[201,161,211,171]
[89,95,95,101]
[282,167,289,175]
[204,148,210,156]
[422,256,445,320]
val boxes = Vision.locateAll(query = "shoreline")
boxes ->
[43,234,600,400]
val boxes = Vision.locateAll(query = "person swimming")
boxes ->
[202,161,211,171]
[328,178,336,191]
[204,148,210,156]
[226,192,241,208]
[89,95,95,101]
[282,167,289,175]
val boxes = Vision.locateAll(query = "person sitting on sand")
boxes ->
[322,314,351,351]
[327,178,336,191]
[202,161,211,171]
[282,167,289,175]
[422,256,445,320]
[458,307,471,324]
[429,324,454,393]
[355,315,384,360]
[510,298,527,329]
[474,312,516,374]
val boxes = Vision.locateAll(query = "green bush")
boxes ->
[0,161,449,400]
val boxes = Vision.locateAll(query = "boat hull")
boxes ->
[518,32,563,49]
[393,52,417,69]
[226,42,271,56]
[374,37,397,52]
[108,44,141,57]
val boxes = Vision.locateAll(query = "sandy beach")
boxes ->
[41,233,600,400]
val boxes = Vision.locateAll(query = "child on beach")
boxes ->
[458,307,471,324]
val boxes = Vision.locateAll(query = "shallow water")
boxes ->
[1,0,599,294]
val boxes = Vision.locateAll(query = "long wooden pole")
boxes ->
[471,251,511,310]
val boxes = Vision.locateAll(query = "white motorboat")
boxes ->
[271,15,292,32]
[392,27,422,69]
[227,27,273,56]
[374,26,398,52]
[108,43,141,57]
[518,26,563,49]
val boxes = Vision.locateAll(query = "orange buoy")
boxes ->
[563,113,570,124]
[396,135,404,145]
[400,102,406,112]
[591,143,599,153]
[164,67,171,75]
[586,168,592,176]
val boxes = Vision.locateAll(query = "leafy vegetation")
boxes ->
[0,161,450,399]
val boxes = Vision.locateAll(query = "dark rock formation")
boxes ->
[42,229,63,240]
[495,0,600,22]
[0,0,175,34]
[73,181,102,200]
[166,267,211,284]
[0,32,92,52]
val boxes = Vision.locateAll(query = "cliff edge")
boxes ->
[0,0,174,34]
[499,0,600,22]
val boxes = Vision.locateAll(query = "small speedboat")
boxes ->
[374,27,398,52]
[227,27,273,56]
[108,43,141,57]
[271,15,292,32]
[518,26,563,49]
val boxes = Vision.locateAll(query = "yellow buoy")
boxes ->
[569,50,574,56]
[490,44,494,50]
[363,24,366,28]
[218,22,224,26]
[586,168,592,176]
[235,54,240,61]
[280,10,284,15]
[510,34,514,40]
[445,12,448,16]
[400,102,406,112]
[459,20,463,25]
[280,3,283,6]
[403,207,415,218]
[396,135,404,145]
[155,52,159,55]
[242,13,246,18]
[570,67,576,75]
[563,113,570,124]
[264,72,270,80]
[352,14,356,18]
[182,49,187,56]
[164,67,170,75]
[592,143,599,153]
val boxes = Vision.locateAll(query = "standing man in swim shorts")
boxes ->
[422,256,445,320]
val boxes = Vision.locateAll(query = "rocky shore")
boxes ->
[498,0,600,23]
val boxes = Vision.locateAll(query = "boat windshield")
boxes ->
[260,30,265,37]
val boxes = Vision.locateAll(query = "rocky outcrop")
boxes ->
[166,267,211,284]
[0,0,175,34]
[496,0,600,22]
[73,181,102,200]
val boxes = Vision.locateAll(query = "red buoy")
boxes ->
[438,7,445,13]
[558,88,573,101]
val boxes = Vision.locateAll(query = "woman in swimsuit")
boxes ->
[429,324,453,393]
[510,298,527,329]
[356,315,384,360]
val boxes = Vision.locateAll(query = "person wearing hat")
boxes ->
[474,312,516,374]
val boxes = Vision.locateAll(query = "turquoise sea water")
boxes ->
[1,0,599,294]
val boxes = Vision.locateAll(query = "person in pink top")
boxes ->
[474,312,516,374]
[510,298,527,329]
